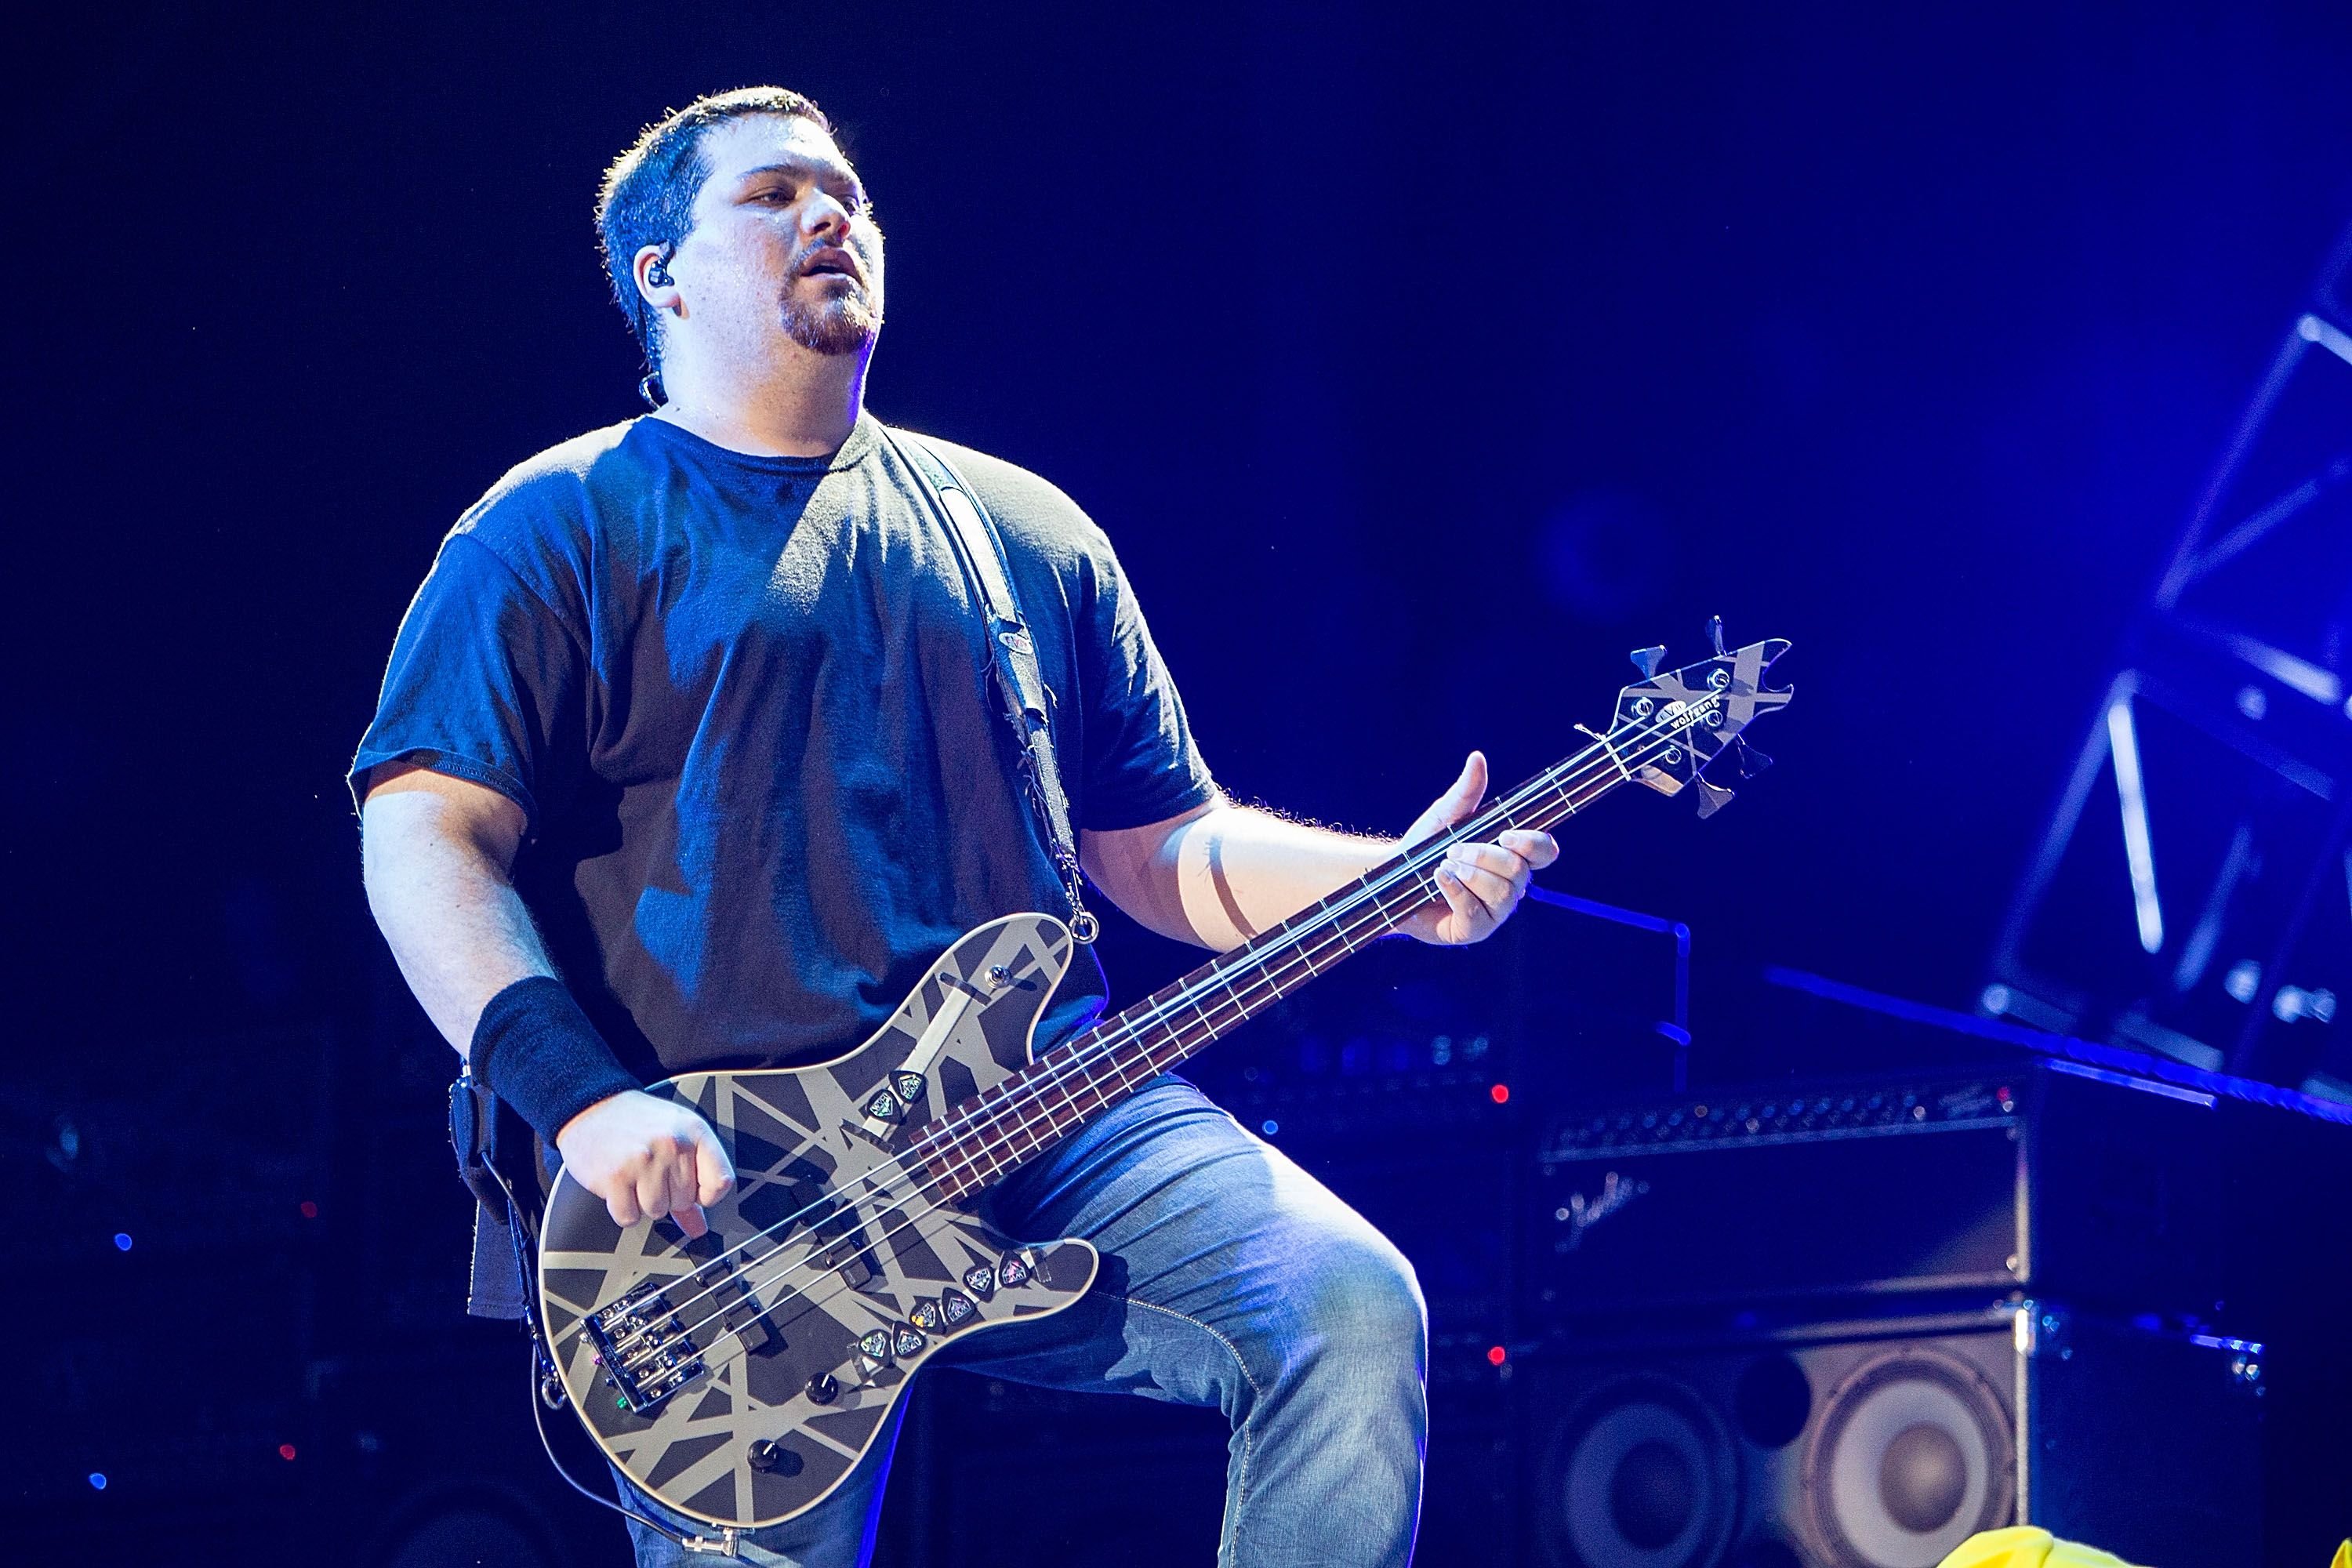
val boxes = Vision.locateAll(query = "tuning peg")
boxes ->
[1629,645,1666,678]
[1707,615,1727,658]
[1693,777,1736,818]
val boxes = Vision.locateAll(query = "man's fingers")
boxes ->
[670,1124,733,1238]
[694,1125,738,1207]
[1435,865,1486,938]
[670,1147,707,1221]
[1454,834,1555,880]
[1444,751,1486,811]
[635,1163,673,1224]
[557,1093,739,1234]
[1501,829,1560,869]
[1443,855,1514,908]
[1433,750,1488,828]
[1406,752,1491,848]
[1406,802,1553,950]
[1449,841,1532,883]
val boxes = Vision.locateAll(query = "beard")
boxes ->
[780,239,884,356]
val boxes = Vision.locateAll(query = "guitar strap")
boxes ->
[884,426,1098,944]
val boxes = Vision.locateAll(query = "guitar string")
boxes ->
[577,696,1712,1374]
[569,699,1694,1366]
[587,703,1722,1384]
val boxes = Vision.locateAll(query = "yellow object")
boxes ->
[2330,1541,2348,1568]
[1936,1528,2148,1568]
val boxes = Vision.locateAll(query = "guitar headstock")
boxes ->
[1607,619,1793,818]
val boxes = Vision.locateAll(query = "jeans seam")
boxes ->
[1112,1293,1264,1559]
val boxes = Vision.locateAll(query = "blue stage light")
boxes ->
[88,1473,107,1490]
[113,1233,132,1252]
[1261,1119,1279,1136]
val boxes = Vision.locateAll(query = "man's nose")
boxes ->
[801,191,855,240]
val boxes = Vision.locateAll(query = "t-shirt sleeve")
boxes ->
[347,532,587,830]
[1073,550,1218,832]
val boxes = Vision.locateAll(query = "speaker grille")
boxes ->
[1537,1374,1740,1568]
[1802,1348,2014,1568]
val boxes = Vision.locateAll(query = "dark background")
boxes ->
[6,2,2350,1562]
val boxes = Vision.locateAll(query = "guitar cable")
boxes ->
[483,1139,748,1559]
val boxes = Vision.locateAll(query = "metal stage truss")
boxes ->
[1988,221,2352,1101]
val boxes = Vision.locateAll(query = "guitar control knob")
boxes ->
[805,1373,840,1406]
[746,1439,804,1476]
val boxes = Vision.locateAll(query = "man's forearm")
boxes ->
[361,789,557,1058]
[361,779,728,1233]
[1142,802,1395,952]
[1085,755,1557,954]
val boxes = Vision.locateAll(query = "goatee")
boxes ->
[782,281,881,357]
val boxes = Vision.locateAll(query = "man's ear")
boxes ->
[633,245,683,315]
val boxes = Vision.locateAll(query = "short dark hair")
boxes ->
[596,87,837,368]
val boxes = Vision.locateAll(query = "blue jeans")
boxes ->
[616,1076,1427,1566]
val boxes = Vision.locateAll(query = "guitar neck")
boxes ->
[921,721,1672,1200]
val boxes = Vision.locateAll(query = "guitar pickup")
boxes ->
[708,1267,780,1356]
[808,1194,884,1290]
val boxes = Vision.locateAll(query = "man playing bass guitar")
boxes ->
[354,87,1556,1568]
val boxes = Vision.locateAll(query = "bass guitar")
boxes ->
[532,629,1791,1538]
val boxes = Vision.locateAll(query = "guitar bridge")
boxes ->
[583,1280,720,1415]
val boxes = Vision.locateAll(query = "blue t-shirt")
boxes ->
[350,413,1216,1078]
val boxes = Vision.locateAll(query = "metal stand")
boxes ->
[1987,222,2352,1097]
[1525,886,1692,1090]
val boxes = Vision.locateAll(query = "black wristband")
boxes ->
[470,976,641,1144]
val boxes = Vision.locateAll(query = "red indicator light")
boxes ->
[1486,1345,1507,1367]
[1488,1083,1511,1105]
[299,1201,318,1219]
[277,1444,297,1462]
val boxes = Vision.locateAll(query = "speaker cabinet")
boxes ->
[1518,1306,2262,1568]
